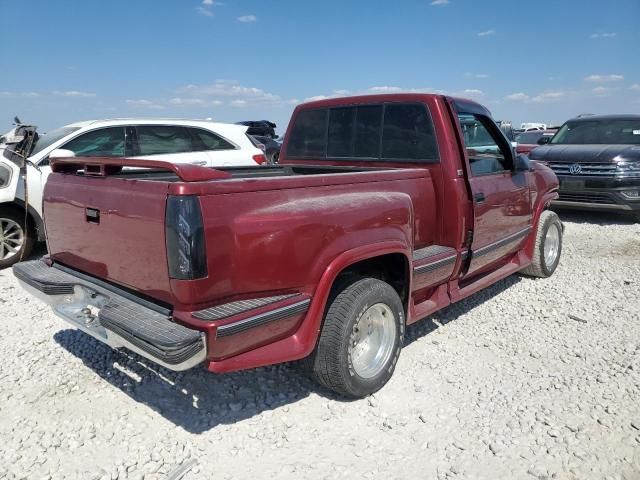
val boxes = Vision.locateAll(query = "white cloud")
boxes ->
[196,0,220,17]
[0,91,42,98]
[590,32,617,39]
[304,95,330,102]
[477,29,496,37]
[431,0,449,5]
[592,86,615,97]
[463,89,483,95]
[333,89,351,95]
[531,91,566,103]
[465,72,489,79]
[196,6,213,16]
[630,84,640,91]
[505,92,530,101]
[237,15,257,22]
[584,74,624,83]
[175,80,291,108]
[125,99,165,110]
[53,90,96,98]
[368,86,403,93]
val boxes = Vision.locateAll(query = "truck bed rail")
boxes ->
[50,156,231,182]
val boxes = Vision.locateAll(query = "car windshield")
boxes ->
[515,131,545,144]
[551,119,640,145]
[30,126,81,156]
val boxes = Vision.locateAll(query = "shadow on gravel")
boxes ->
[54,329,322,434]
[554,209,636,226]
[53,272,524,432]
[405,274,522,346]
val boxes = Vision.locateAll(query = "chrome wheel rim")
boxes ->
[543,223,560,267]
[0,218,24,261]
[349,303,396,379]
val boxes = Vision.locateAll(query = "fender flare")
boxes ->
[207,240,412,373]
[297,240,412,354]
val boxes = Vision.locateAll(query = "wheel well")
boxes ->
[332,253,410,313]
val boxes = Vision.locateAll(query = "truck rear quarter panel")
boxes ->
[170,170,436,311]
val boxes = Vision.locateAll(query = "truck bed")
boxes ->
[43,157,437,310]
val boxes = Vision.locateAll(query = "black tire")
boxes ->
[272,151,279,164]
[305,277,405,398]
[0,207,35,269]
[520,210,563,278]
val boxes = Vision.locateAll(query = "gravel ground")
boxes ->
[0,211,639,480]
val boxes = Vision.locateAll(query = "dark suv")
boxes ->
[236,120,277,138]
[529,114,640,220]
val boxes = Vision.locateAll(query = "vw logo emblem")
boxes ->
[569,164,583,175]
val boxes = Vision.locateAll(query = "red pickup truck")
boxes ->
[14,94,562,398]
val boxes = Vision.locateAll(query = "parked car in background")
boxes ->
[0,119,265,268]
[236,120,277,138]
[521,122,547,131]
[251,135,281,164]
[515,129,557,154]
[529,114,640,220]
[14,93,562,398]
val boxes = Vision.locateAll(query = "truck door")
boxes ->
[456,111,532,277]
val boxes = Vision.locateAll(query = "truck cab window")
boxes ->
[382,104,438,160]
[327,108,354,157]
[62,127,125,157]
[458,114,510,176]
[287,109,328,157]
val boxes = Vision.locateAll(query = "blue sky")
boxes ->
[1,0,639,133]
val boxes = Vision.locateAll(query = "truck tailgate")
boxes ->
[44,173,174,303]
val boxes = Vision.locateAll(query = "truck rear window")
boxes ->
[287,103,439,162]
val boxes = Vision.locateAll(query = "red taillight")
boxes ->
[252,154,267,165]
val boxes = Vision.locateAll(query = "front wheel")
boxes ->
[305,277,405,398]
[521,210,563,278]
[0,208,35,269]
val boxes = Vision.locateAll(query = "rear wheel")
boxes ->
[305,277,405,398]
[521,210,563,278]
[0,208,35,269]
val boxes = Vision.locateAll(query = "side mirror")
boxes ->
[514,154,533,172]
[49,148,76,159]
[537,136,551,145]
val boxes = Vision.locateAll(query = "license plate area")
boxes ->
[560,179,586,191]
[55,286,111,335]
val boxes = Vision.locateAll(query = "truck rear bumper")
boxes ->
[13,260,207,371]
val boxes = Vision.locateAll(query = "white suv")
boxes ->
[0,118,265,268]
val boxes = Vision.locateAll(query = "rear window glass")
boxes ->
[515,131,545,144]
[382,104,438,160]
[190,128,235,151]
[287,109,327,157]
[355,105,382,158]
[62,127,125,157]
[137,126,192,155]
[327,108,354,157]
[287,103,438,162]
